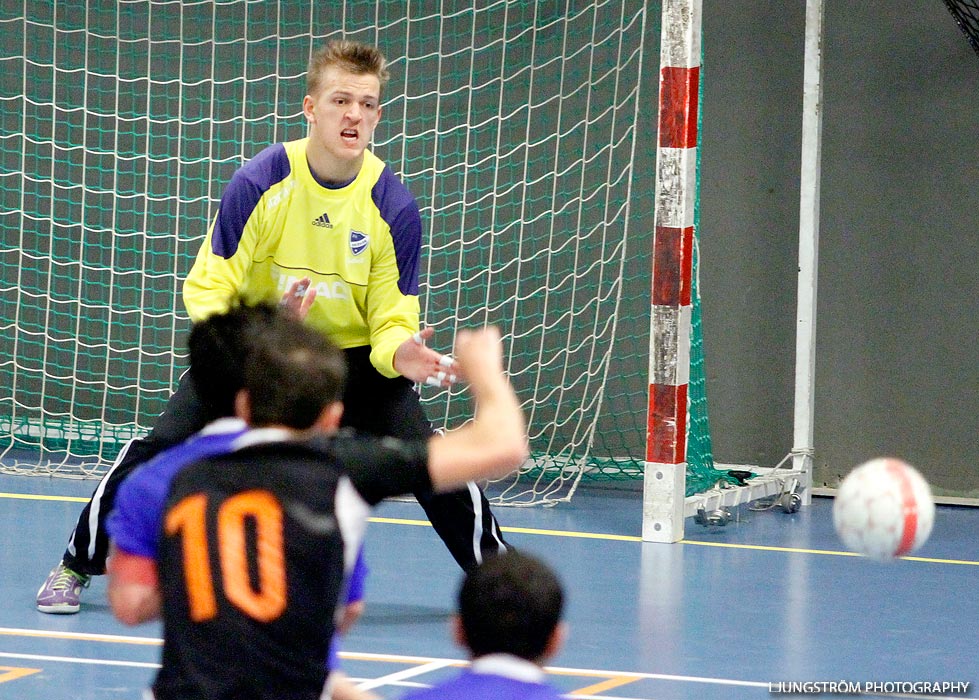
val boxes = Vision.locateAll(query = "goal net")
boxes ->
[0,0,717,504]
[942,0,979,57]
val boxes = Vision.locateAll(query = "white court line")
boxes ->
[0,651,160,669]
[341,649,769,690]
[0,650,952,700]
[353,659,458,692]
[1,627,852,697]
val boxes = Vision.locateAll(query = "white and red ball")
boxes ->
[832,458,935,561]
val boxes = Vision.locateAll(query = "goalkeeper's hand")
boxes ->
[393,326,460,387]
[279,277,317,320]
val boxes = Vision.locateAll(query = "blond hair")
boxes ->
[307,40,390,98]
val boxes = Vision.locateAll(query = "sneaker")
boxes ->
[36,562,90,614]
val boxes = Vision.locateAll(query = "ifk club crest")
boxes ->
[349,230,368,256]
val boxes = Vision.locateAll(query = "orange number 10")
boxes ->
[165,489,287,623]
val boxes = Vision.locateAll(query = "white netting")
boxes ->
[1,1,655,504]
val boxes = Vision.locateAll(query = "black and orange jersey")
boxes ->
[150,431,428,700]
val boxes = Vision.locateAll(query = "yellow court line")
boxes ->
[339,650,465,666]
[900,555,979,565]
[0,492,89,502]
[572,675,642,695]
[8,492,979,566]
[0,666,41,684]
[0,628,162,646]
[501,525,640,542]
[368,516,642,542]
[678,539,863,557]
[369,516,979,565]
[367,516,434,527]
[677,539,979,565]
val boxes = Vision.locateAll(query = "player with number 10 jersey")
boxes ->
[114,429,430,700]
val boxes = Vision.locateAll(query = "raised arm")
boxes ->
[426,327,528,491]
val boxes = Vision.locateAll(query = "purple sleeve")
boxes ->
[210,144,291,258]
[105,429,245,558]
[106,469,165,558]
[327,635,341,671]
[371,166,422,296]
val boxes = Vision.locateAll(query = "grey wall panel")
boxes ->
[698,1,978,496]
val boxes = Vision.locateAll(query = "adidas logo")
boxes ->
[312,211,332,228]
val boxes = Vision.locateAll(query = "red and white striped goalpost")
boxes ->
[642,0,822,542]
[642,0,702,543]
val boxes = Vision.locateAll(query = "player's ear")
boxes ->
[302,95,315,123]
[450,614,468,651]
[313,401,343,433]
[234,389,252,423]
[543,621,567,661]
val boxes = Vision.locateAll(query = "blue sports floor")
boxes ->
[1,472,977,699]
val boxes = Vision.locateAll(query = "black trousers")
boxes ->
[62,346,509,576]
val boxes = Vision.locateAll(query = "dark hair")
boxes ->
[187,301,283,420]
[242,313,346,429]
[307,40,390,98]
[458,552,564,661]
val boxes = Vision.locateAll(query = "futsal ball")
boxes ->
[832,457,935,561]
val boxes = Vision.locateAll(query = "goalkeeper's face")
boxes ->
[303,66,382,177]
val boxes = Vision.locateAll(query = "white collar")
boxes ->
[198,417,247,435]
[232,426,295,449]
[470,654,546,684]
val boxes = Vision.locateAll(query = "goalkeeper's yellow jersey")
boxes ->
[183,139,423,378]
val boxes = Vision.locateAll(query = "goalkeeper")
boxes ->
[37,39,511,614]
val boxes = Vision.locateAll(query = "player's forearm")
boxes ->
[182,220,257,321]
[183,282,235,322]
[367,293,420,378]
[370,326,415,378]
[182,255,243,322]
[427,377,528,491]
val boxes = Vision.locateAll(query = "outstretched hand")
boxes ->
[279,277,317,320]
[393,327,461,387]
